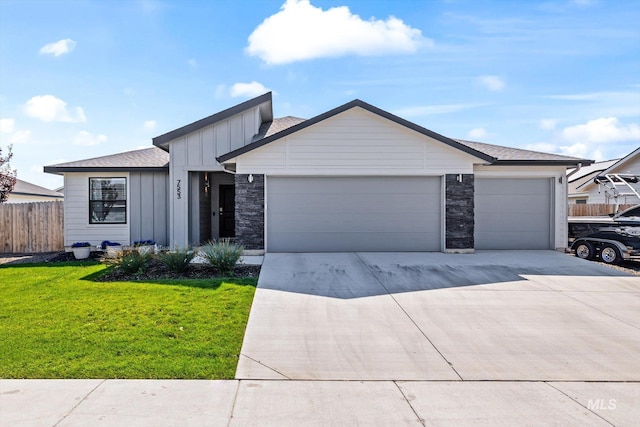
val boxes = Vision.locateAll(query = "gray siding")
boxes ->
[267,176,442,252]
[130,172,169,245]
[475,178,552,250]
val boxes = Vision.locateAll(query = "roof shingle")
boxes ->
[44,147,169,173]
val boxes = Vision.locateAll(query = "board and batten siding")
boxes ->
[130,172,169,245]
[168,106,262,247]
[63,172,130,247]
[235,107,482,175]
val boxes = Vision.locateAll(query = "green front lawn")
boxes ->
[0,262,256,379]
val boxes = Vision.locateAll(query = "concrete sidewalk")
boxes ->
[2,379,639,426]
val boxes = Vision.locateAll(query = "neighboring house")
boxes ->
[45,92,589,252]
[573,148,640,206]
[567,159,620,204]
[6,178,64,203]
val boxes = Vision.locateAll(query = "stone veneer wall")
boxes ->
[445,174,474,251]
[234,174,264,250]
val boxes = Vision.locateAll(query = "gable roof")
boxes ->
[11,179,63,198]
[152,92,273,150]
[44,147,169,174]
[217,99,589,166]
[576,147,640,191]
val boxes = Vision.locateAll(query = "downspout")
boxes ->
[566,163,582,180]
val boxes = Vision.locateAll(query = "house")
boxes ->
[567,158,620,204]
[45,92,590,253]
[572,148,640,206]
[6,178,64,203]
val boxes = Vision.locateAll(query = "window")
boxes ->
[89,178,126,224]
[576,199,587,205]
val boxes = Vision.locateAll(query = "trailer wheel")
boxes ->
[600,244,621,265]
[575,241,595,260]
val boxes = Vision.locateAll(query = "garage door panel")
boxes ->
[271,176,441,195]
[268,232,441,252]
[475,178,552,250]
[267,176,442,252]
[268,193,439,215]
[270,213,440,233]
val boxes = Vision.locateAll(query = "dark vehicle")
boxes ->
[568,205,640,264]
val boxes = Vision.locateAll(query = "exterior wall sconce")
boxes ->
[457,174,463,182]
[204,172,210,195]
[248,174,254,183]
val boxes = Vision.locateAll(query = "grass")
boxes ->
[0,261,257,379]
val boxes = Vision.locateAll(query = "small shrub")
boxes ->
[156,247,196,273]
[133,240,156,246]
[200,239,244,275]
[111,249,150,274]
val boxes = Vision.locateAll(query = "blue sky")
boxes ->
[1,0,639,189]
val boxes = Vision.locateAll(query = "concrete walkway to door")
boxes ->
[237,251,640,382]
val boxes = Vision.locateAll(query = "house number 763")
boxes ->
[176,179,182,199]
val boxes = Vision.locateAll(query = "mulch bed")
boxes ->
[95,258,261,281]
[1,251,261,281]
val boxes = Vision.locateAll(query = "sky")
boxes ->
[1,0,639,190]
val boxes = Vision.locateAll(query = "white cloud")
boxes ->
[9,130,31,145]
[479,75,505,92]
[246,0,430,65]
[561,117,640,144]
[143,120,156,130]
[230,81,272,98]
[39,39,76,57]
[539,119,557,130]
[73,131,107,146]
[24,95,86,123]
[527,117,640,161]
[467,128,488,139]
[0,118,15,133]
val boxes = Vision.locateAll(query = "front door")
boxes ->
[219,185,235,238]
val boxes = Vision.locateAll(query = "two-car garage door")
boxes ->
[267,176,442,252]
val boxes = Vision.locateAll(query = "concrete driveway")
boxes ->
[237,251,640,381]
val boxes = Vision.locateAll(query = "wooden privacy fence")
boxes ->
[568,203,634,217]
[0,201,64,253]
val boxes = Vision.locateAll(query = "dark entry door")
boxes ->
[219,185,235,238]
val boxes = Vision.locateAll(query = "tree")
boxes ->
[0,144,17,203]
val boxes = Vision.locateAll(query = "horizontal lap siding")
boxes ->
[267,176,442,252]
[237,107,477,175]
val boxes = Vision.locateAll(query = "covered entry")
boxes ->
[266,176,442,252]
[475,178,553,249]
[189,171,235,245]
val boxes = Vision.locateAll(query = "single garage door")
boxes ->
[475,178,552,250]
[267,176,442,252]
